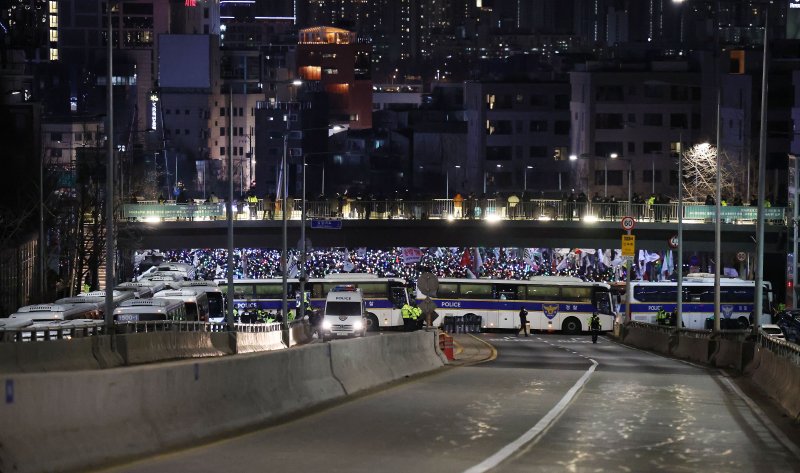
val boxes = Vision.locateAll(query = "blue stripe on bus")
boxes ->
[424,299,595,312]
[628,303,753,314]
[233,299,395,311]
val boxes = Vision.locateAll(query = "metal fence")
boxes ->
[759,332,800,367]
[120,199,786,225]
[0,320,106,342]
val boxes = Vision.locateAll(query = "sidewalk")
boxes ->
[448,333,496,366]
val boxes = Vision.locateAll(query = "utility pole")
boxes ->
[104,1,115,336]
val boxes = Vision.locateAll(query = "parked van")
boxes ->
[320,285,366,341]
[177,280,225,322]
[153,288,210,321]
[8,303,102,322]
[113,298,187,322]
[115,281,166,299]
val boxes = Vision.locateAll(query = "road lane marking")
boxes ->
[462,357,598,473]
[468,334,498,363]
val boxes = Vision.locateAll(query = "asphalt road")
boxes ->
[101,334,800,473]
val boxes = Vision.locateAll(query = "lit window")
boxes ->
[49,48,58,61]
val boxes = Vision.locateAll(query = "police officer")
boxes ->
[588,312,601,343]
[401,302,414,331]
[518,306,529,337]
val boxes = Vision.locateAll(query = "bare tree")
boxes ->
[680,143,746,202]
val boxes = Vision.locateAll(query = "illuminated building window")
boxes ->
[49,14,57,28]
[50,48,58,61]
[49,29,58,42]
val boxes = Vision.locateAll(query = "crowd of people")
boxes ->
[135,246,685,284]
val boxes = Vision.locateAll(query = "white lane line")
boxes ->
[719,375,800,460]
[462,357,599,473]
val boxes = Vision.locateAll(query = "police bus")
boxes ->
[626,273,773,329]
[176,280,225,323]
[417,276,616,333]
[113,298,187,322]
[217,273,410,330]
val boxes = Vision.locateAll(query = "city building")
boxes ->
[296,26,372,129]
[463,80,572,196]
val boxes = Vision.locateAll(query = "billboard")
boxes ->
[158,35,211,89]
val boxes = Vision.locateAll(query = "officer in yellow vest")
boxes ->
[402,303,414,331]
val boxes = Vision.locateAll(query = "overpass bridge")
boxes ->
[118,198,788,254]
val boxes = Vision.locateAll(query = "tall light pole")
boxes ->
[713,86,722,332]
[524,165,533,192]
[104,1,115,334]
[226,86,235,330]
[754,15,769,335]
[677,133,684,328]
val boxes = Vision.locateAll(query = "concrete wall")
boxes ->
[0,331,445,473]
[747,344,800,421]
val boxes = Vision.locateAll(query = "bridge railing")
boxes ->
[759,332,800,367]
[119,199,786,225]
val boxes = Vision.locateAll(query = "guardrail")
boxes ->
[1,319,296,341]
[0,321,107,342]
[119,199,787,225]
[759,332,800,367]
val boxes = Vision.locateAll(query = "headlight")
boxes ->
[322,320,332,330]
[353,320,363,330]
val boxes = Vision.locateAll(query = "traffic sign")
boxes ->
[668,235,679,249]
[737,251,747,262]
[622,234,636,257]
[621,216,636,231]
[311,219,342,230]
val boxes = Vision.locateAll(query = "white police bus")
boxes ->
[626,274,773,329]
[217,273,409,330]
[418,276,616,333]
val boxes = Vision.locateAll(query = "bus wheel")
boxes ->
[365,313,380,332]
[737,317,750,329]
[562,317,582,334]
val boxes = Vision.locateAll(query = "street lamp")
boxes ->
[524,165,533,192]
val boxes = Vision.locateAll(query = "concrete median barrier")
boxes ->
[670,334,711,364]
[622,323,671,355]
[115,331,231,365]
[0,337,102,373]
[0,332,446,473]
[235,331,287,353]
[747,346,800,421]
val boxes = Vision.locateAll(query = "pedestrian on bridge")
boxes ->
[518,306,529,337]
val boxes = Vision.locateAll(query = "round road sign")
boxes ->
[668,235,679,249]
[737,252,747,262]
[621,216,636,231]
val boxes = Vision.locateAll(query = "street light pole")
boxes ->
[104,1,115,335]
[713,87,722,333]
[226,86,235,331]
[754,15,769,335]
[677,132,684,328]
[281,131,289,335]
[300,153,307,322]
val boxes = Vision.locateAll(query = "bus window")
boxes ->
[390,287,407,308]
[686,286,714,302]
[526,285,559,301]
[459,283,492,299]
[359,282,388,299]
[593,290,613,315]
[185,302,199,321]
[561,286,592,302]
[719,286,753,303]
[311,283,324,299]
[633,285,677,302]
[495,284,520,301]
[255,283,282,298]
[207,293,224,320]
[437,283,458,298]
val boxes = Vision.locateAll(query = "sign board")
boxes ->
[737,251,747,262]
[621,234,636,257]
[621,216,636,231]
[311,219,342,230]
[668,235,679,249]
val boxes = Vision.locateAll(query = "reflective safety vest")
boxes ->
[288,309,295,321]
[402,304,413,319]
[411,306,422,320]
[589,315,600,329]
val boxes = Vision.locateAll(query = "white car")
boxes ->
[760,324,785,340]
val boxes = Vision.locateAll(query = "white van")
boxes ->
[177,280,225,322]
[8,303,103,322]
[115,281,166,298]
[153,288,210,321]
[113,298,187,322]
[321,285,366,341]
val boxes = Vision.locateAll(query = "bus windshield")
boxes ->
[326,302,362,316]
